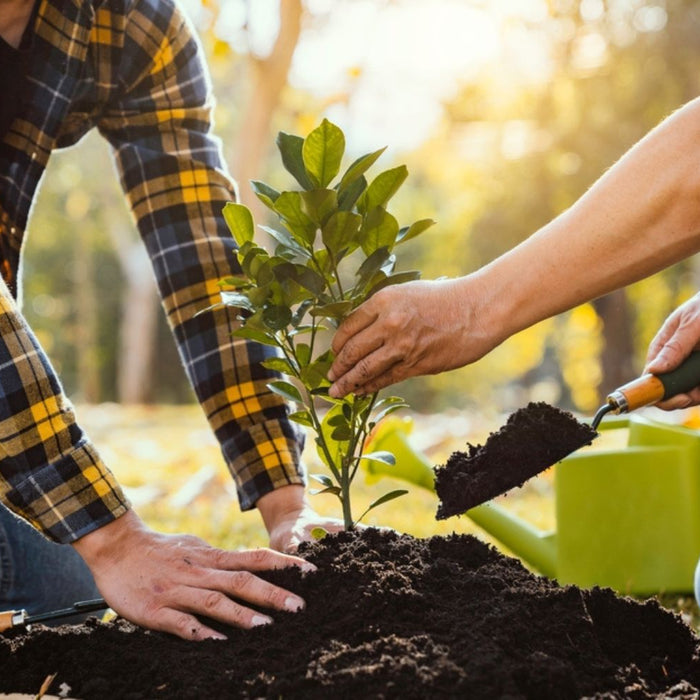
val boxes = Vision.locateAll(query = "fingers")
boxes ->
[329,335,410,397]
[330,303,379,359]
[147,607,228,642]
[210,546,315,574]
[329,326,385,397]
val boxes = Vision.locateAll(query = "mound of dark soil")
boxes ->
[2,528,699,699]
[435,402,598,518]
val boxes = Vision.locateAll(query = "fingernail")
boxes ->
[284,596,305,612]
[301,562,317,573]
[252,615,273,627]
[327,369,336,381]
[208,632,228,641]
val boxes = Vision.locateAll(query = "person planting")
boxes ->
[0,0,340,641]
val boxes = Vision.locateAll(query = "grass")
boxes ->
[75,402,700,630]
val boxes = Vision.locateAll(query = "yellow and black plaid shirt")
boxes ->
[0,0,305,544]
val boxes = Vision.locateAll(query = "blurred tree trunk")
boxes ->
[74,228,101,403]
[593,290,636,400]
[106,222,159,404]
[230,0,303,219]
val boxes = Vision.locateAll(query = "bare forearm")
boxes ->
[474,97,700,343]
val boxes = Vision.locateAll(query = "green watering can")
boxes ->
[365,414,700,594]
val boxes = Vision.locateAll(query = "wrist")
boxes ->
[72,508,141,566]
[256,485,308,534]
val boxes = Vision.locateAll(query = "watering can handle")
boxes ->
[607,351,700,413]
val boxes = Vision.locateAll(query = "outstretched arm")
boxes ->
[329,97,700,397]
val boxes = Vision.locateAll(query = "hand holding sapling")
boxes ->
[214,119,435,529]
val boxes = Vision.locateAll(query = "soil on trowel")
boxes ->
[2,528,700,699]
[434,401,597,519]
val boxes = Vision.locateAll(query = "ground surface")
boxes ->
[2,403,700,698]
[2,528,700,699]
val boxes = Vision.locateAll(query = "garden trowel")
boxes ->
[0,598,106,633]
[435,350,700,519]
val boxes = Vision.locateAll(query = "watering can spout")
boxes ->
[466,503,557,579]
[363,417,436,491]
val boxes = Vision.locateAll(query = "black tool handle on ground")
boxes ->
[658,351,700,399]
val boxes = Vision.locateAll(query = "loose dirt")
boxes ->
[1,528,699,699]
[435,401,598,518]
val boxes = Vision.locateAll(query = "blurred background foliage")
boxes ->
[24,0,700,418]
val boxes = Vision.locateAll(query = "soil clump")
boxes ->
[435,401,598,518]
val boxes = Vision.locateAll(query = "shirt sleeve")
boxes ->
[0,277,129,543]
[95,0,305,510]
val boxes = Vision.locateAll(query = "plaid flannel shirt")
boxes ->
[0,0,305,544]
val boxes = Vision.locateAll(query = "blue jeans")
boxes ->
[0,504,102,625]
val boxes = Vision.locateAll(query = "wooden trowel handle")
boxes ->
[0,609,25,633]
[607,351,700,413]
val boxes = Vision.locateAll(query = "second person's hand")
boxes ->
[327,277,497,398]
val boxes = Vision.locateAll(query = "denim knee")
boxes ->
[0,504,102,622]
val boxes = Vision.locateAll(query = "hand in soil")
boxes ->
[72,510,316,641]
[328,277,498,397]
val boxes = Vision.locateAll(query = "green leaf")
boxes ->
[259,226,310,261]
[310,473,335,487]
[316,404,350,470]
[220,290,255,312]
[354,247,391,291]
[276,132,315,190]
[360,450,396,466]
[261,356,295,374]
[372,401,410,424]
[337,175,367,212]
[300,359,331,390]
[296,342,311,367]
[354,489,409,526]
[218,275,250,288]
[293,265,327,297]
[397,218,436,244]
[365,489,408,514]
[263,305,293,330]
[222,202,255,247]
[250,180,280,210]
[331,424,353,441]
[302,119,345,188]
[239,245,270,282]
[361,207,399,255]
[268,380,303,403]
[367,270,421,297]
[309,300,354,319]
[338,147,386,193]
[322,211,362,259]
[274,192,317,246]
[233,326,279,347]
[310,526,329,540]
[301,189,338,227]
[291,301,314,328]
[310,485,342,496]
[358,165,408,214]
[289,410,314,427]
